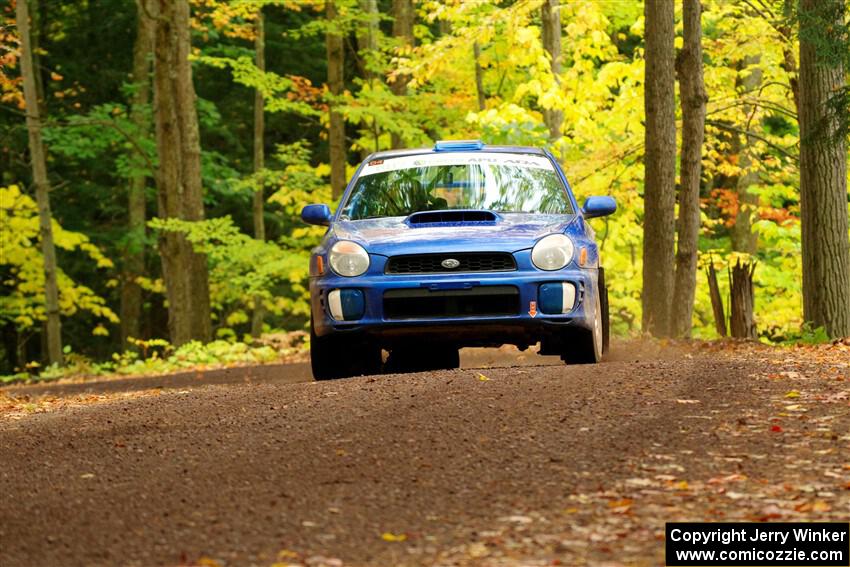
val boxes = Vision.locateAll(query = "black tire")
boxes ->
[560,285,603,365]
[310,320,381,380]
[385,345,460,373]
[599,267,610,354]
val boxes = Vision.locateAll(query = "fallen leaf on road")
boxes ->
[625,477,653,487]
[381,532,407,542]
[608,499,633,513]
[467,542,489,558]
[771,425,783,432]
[499,515,533,524]
[785,390,801,398]
[812,500,832,512]
[753,504,785,521]
[477,373,490,381]
[708,474,747,484]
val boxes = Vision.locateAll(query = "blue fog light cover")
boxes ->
[328,289,365,321]
[538,283,576,314]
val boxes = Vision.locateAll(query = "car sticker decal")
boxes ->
[359,152,554,177]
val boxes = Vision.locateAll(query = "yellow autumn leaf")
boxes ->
[381,532,407,542]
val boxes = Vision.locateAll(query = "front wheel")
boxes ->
[310,320,381,380]
[560,287,603,365]
[599,267,610,354]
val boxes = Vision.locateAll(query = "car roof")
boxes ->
[365,143,548,162]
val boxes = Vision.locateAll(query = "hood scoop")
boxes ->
[406,210,498,227]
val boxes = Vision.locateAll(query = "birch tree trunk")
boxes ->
[671,0,706,338]
[326,0,346,199]
[390,0,414,149]
[251,9,266,338]
[798,0,850,338]
[152,0,212,345]
[16,0,63,365]
[541,0,563,141]
[121,0,155,345]
[642,0,677,337]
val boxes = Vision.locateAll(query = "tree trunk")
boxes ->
[152,0,212,346]
[705,260,727,337]
[390,0,414,149]
[357,0,380,158]
[251,9,266,338]
[798,0,850,338]
[356,0,379,81]
[730,56,762,254]
[326,0,347,199]
[780,0,801,117]
[541,0,563,141]
[121,0,154,346]
[29,0,47,116]
[16,0,63,366]
[641,0,677,337]
[473,41,486,111]
[729,259,757,339]
[671,0,706,338]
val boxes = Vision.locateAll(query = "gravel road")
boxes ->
[1,341,848,566]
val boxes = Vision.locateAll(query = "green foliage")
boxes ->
[146,141,331,336]
[3,338,295,385]
[149,215,310,329]
[197,55,321,117]
[0,185,118,332]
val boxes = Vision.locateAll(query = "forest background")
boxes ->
[1,0,849,378]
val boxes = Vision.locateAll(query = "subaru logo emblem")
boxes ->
[441,258,460,269]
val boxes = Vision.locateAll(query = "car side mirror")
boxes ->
[301,204,332,226]
[582,196,617,219]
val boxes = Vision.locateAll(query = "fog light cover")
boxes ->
[327,289,365,321]
[538,282,576,314]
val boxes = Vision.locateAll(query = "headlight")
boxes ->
[328,240,370,277]
[531,234,574,271]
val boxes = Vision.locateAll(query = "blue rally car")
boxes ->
[301,140,616,380]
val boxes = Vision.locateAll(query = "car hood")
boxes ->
[331,214,580,256]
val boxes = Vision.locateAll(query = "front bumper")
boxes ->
[310,251,599,348]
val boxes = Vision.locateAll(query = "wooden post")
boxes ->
[729,258,757,339]
[705,259,727,337]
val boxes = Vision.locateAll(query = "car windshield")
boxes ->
[339,152,574,220]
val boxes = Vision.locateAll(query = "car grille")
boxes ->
[385,253,516,274]
[383,286,520,320]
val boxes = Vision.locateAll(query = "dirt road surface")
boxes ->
[1,340,848,566]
